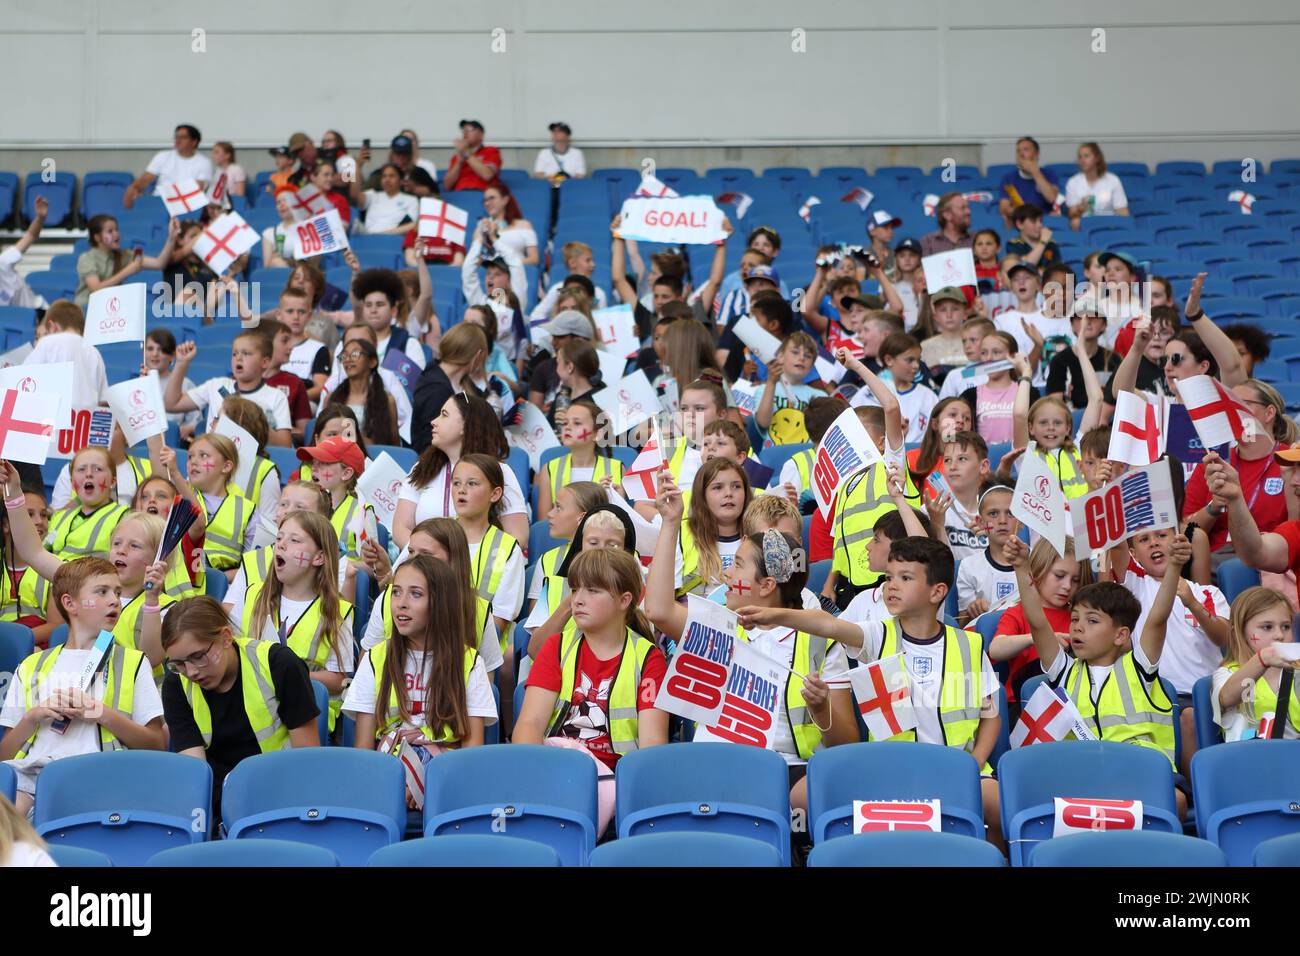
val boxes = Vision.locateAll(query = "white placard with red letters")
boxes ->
[617,196,727,245]
[1052,798,1144,836]
[49,407,113,461]
[700,640,786,750]
[853,800,942,833]
[105,371,168,446]
[1070,461,1177,559]
[86,283,147,347]
[592,304,641,361]
[355,451,409,532]
[288,209,349,260]
[811,406,884,517]
[654,595,737,725]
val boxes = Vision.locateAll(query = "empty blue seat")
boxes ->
[424,745,598,865]
[998,740,1180,867]
[591,832,781,867]
[1216,557,1261,603]
[82,171,134,219]
[149,839,339,867]
[368,834,561,867]
[504,447,530,495]
[0,622,35,691]
[807,559,831,595]
[1191,676,1222,752]
[367,444,417,472]
[0,764,15,802]
[808,830,1005,867]
[23,171,76,226]
[528,519,565,561]
[808,742,985,842]
[25,270,78,305]
[1109,162,1150,178]
[221,749,406,866]
[1030,831,1226,867]
[0,172,17,225]
[1191,739,1300,866]
[46,845,115,867]
[34,752,213,866]
[1253,832,1300,866]
[615,742,792,865]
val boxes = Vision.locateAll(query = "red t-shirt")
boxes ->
[1183,449,1287,551]
[264,371,313,425]
[525,632,667,770]
[402,226,463,264]
[324,190,352,225]
[810,503,833,564]
[446,146,502,192]
[994,602,1073,703]
[1275,522,1300,607]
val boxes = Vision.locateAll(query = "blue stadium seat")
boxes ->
[998,740,1180,867]
[806,559,831,595]
[82,171,133,219]
[264,445,301,482]
[1109,162,1151,178]
[591,832,781,867]
[0,172,17,225]
[369,834,561,867]
[0,763,15,802]
[23,171,76,226]
[615,742,792,864]
[221,749,406,866]
[46,845,115,867]
[367,444,417,472]
[312,680,331,747]
[26,270,78,304]
[1191,676,1222,751]
[1216,557,1261,602]
[249,267,292,290]
[0,624,35,695]
[504,447,530,494]
[1030,831,1226,867]
[808,742,985,842]
[34,752,213,866]
[149,839,339,867]
[758,441,812,477]
[1018,673,1182,761]
[529,519,565,561]
[1253,832,1300,866]
[808,830,1005,867]
[424,745,598,866]
[204,564,229,601]
[986,442,1011,471]
[1191,740,1300,866]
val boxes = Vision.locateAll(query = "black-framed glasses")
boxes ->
[164,643,223,676]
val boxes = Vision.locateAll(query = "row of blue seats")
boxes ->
[12,740,1300,866]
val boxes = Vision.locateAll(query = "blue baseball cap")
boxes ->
[745,264,781,285]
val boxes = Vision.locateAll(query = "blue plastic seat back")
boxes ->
[1253,832,1300,867]
[0,622,35,684]
[1216,558,1261,603]
[221,749,406,866]
[758,441,813,474]
[34,752,213,866]
[998,740,1180,866]
[369,444,418,472]
[424,744,598,866]
[1191,676,1223,751]
[807,742,985,842]
[591,832,781,867]
[1030,830,1225,867]
[809,830,1005,867]
[149,838,339,867]
[47,845,115,867]
[614,742,792,864]
[368,834,561,867]
[0,763,16,802]
[1190,740,1300,866]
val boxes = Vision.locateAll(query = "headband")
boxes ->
[761,529,795,584]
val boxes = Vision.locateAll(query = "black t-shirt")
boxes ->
[1046,346,1120,410]
[411,361,455,453]
[528,356,561,406]
[1101,356,1165,408]
[162,642,318,805]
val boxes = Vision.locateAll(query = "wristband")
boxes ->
[1186,309,1205,321]
[142,603,162,614]
[5,495,26,511]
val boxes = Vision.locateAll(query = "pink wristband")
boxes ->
[142,603,162,614]
[5,495,26,511]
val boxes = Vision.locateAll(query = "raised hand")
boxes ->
[1185,272,1207,317]
[1002,534,1030,568]
[175,341,197,365]
[1167,532,1192,570]
[655,468,684,521]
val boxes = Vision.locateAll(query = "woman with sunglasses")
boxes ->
[160,596,320,816]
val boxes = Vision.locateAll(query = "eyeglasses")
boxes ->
[340,348,367,360]
[1166,352,1187,367]
[164,643,224,676]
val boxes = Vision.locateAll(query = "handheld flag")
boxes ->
[848,654,916,738]
[1108,391,1163,466]
[1178,374,1260,448]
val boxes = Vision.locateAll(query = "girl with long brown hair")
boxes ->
[679,457,752,596]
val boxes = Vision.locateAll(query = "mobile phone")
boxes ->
[362,138,371,150]
[132,246,144,257]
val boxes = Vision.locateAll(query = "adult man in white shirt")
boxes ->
[123,124,214,208]
[533,122,586,180]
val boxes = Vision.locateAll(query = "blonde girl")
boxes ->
[187,434,257,575]
[1214,586,1299,741]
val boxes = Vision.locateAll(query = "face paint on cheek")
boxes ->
[293,552,313,567]
[728,580,752,595]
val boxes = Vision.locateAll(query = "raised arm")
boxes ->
[164,342,201,413]
[872,263,905,315]
[460,230,488,306]
[755,356,784,431]
[1208,452,1293,572]
[839,347,903,451]
[1073,334,1105,434]
[1183,273,1244,387]
[693,219,732,315]
[0,462,62,581]
[1138,533,1190,664]
[1006,534,1062,673]
[1113,316,1150,396]
[1011,354,1034,450]
[887,463,930,538]
[644,471,689,641]
[15,197,46,253]
[609,215,637,307]
[140,218,180,270]
[802,264,832,335]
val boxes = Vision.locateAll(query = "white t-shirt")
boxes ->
[492,225,538,263]
[995,309,1073,385]
[319,365,412,444]
[360,190,418,234]
[342,646,497,732]
[249,595,356,676]
[691,625,849,765]
[896,283,920,332]
[145,149,215,192]
[24,332,109,409]
[842,584,890,629]
[5,843,57,867]
[939,367,987,400]
[1064,171,1129,217]
[853,620,999,749]
[186,378,292,433]
[956,547,1018,614]
[0,247,35,308]
[361,584,503,670]
[1121,568,1227,695]
[1043,626,1158,710]
[779,453,811,496]
[942,499,987,562]
[282,340,329,383]
[533,146,587,179]
[0,649,163,795]
[400,463,529,523]
[851,379,938,445]
[469,537,525,623]
[528,280,608,325]
[415,157,438,180]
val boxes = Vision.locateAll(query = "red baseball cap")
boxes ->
[297,436,366,476]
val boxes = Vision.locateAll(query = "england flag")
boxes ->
[1107,391,1164,466]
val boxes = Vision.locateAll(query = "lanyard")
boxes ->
[1235,444,1278,512]
[443,467,452,516]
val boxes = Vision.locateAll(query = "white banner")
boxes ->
[699,640,786,751]
[1052,798,1144,837]
[288,184,333,221]
[1071,461,1178,559]
[622,416,664,500]
[105,371,167,446]
[653,595,737,725]
[504,400,560,473]
[812,406,884,517]
[213,414,258,492]
[921,248,977,293]
[730,380,762,418]
[592,304,641,361]
[417,198,469,248]
[49,407,113,461]
[1108,391,1164,466]
[355,451,408,532]
[616,196,727,245]
[1,361,74,423]
[1012,442,1070,559]
[852,800,943,833]
[594,347,628,391]
[160,179,209,217]
[288,209,349,260]
[731,314,782,364]
[0,343,32,370]
[86,283,147,347]
[593,369,660,435]
[0,387,57,464]
[1010,682,1087,748]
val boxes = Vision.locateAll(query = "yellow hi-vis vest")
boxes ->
[178,638,288,752]
[870,619,991,773]
[470,526,518,607]
[197,486,254,570]
[378,581,491,654]
[553,627,656,756]
[677,518,712,598]
[1225,661,1300,738]
[47,500,129,561]
[330,493,366,557]
[831,463,918,587]
[126,455,152,488]
[238,586,354,674]
[713,625,832,760]
[240,545,275,592]
[14,642,144,758]
[366,642,479,744]
[538,544,569,617]
[0,565,49,622]
[665,438,693,485]
[243,456,279,512]
[543,453,625,502]
[789,448,815,493]
[1039,446,1089,500]
[112,590,176,680]
[1054,651,1177,767]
